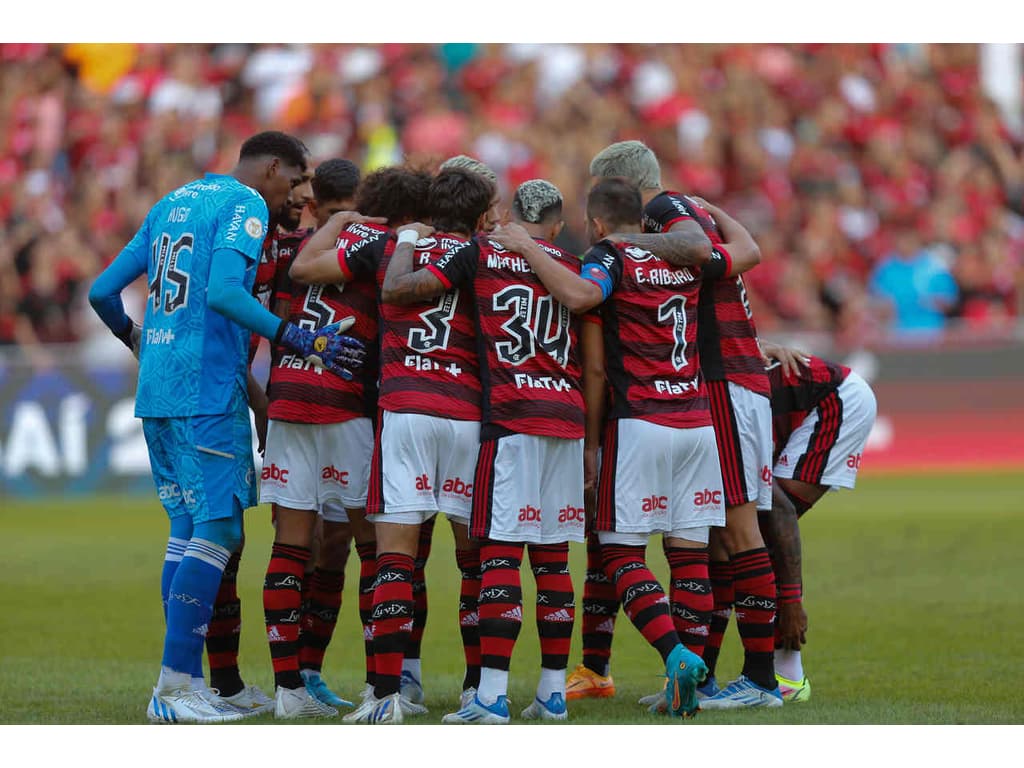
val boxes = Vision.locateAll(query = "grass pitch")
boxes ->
[2,471,1022,728]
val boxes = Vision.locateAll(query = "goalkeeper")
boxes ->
[87,131,367,724]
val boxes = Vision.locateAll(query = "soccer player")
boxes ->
[256,158,384,719]
[88,131,367,724]
[588,141,782,710]
[491,176,743,718]
[288,164,434,720]
[386,178,588,724]
[757,341,878,702]
[200,163,317,718]
[329,167,493,724]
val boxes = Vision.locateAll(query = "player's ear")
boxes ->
[266,156,281,180]
[590,216,608,240]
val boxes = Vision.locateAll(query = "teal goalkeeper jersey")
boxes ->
[130,173,268,417]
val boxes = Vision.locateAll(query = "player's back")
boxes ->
[136,173,268,418]
[474,237,585,440]
[768,355,851,454]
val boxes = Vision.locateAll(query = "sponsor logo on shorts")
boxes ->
[415,474,433,492]
[321,465,350,484]
[158,482,197,506]
[442,477,473,498]
[693,489,722,507]
[641,495,668,514]
[518,504,542,522]
[778,454,789,466]
[262,463,289,484]
[761,465,772,483]
[847,453,862,469]
[558,505,585,523]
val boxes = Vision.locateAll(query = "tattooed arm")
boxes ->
[759,482,807,649]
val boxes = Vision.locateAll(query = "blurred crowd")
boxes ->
[2,42,1023,359]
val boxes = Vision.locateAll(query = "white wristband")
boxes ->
[397,229,418,246]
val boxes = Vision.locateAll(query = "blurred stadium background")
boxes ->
[1,42,1022,495]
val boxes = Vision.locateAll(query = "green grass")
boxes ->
[1,471,1022,725]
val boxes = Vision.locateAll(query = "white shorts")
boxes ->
[595,419,725,537]
[774,372,877,491]
[707,380,773,511]
[260,418,372,510]
[367,411,480,525]
[470,433,585,545]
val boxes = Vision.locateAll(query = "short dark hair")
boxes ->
[312,158,361,203]
[239,131,309,171]
[427,168,494,235]
[355,165,432,222]
[587,177,643,231]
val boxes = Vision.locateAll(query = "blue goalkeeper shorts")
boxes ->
[143,386,257,523]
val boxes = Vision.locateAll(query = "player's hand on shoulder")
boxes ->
[489,222,532,252]
[396,222,434,240]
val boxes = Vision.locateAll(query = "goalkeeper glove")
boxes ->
[113,317,142,360]
[276,316,366,380]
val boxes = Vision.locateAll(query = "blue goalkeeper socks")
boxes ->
[162,537,231,675]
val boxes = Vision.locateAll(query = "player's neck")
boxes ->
[640,188,662,206]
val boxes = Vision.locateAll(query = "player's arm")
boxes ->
[581,317,606,494]
[758,482,806,649]
[88,217,150,356]
[488,223,605,313]
[289,211,387,285]
[379,223,451,305]
[608,217,713,268]
[687,197,761,275]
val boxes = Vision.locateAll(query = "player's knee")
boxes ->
[194,517,244,552]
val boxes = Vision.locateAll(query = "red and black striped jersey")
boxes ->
[643,191,770,396]
[377,232,481,421]
[249,227,309,363]
[431,235,585,440]
[266,222,388,424]
[768,355,851,457]
[582,238,726,429]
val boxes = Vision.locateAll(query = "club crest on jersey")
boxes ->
[245,217,264,238]
[624,246,655,262]
[414,237,437,250]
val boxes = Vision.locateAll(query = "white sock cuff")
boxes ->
[183,538,231,570]
[165,537,188,562]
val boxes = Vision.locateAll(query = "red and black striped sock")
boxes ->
[355,541,377,687]
[298,567,345,674]
[602,543,678,662]
[370,552,415,698]
[666,546,712,657]
[263,543,310,690]
[704,559,734,677]
[582,532,619,676]
[478,542,524,674]
[407,517,435,663]
[529,543,574,672]
[207,550,244,696]
[455,547,482,691]
[732,547,778,689]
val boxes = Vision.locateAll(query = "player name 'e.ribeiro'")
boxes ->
[634,267,696,286]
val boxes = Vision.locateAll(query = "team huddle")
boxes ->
[88,131,877,724]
